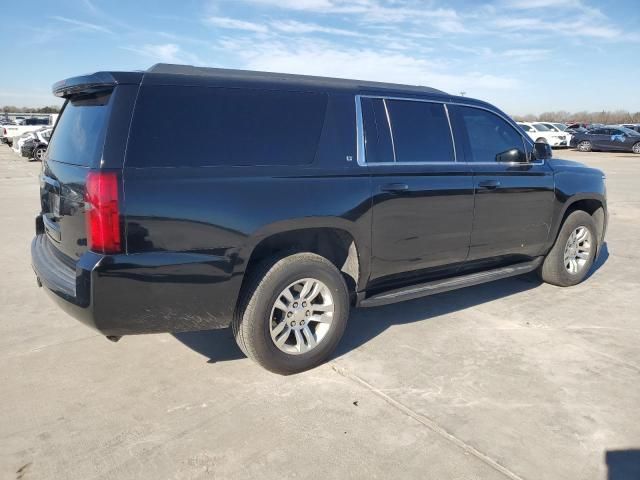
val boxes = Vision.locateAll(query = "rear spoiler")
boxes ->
[52,71,143,98]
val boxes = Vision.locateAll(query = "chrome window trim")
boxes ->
[355,94,544,167]
[443,103,457,164]
[382,99,397,162]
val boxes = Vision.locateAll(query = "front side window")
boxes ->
[454,106,528,163]
[360,96,454,163]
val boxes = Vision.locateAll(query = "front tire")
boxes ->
[539,210,597,287]
[232,252,349,374]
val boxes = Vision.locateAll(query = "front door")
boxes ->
[359,95,474,288]
[449,105,555,264]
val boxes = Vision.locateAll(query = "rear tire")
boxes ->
[232,252,349,374]
[33,146,46,161]
[539,210,597,287]
[577,140,592,152]
[632,142,640,154]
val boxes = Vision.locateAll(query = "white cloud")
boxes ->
[204,16,268,33]
[122,43,201,64]
[271,20,360,37]
[240,0,365,12]
[493,16,619,39]
[218,38,517,92]
[50,15,113,34]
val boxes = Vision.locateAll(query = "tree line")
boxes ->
[2,106,61,114]
[512,110,640,124]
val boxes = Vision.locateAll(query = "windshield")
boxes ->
[533,123,551,131]
[553,123,568,131]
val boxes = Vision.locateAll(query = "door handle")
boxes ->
[381,183,409,193]
[477,180,501,189]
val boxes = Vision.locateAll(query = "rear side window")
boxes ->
[360,97,454,163]
[453,106,527,163]
[47,91,112,167]
[127,86,328,167]
[361,97,394,163]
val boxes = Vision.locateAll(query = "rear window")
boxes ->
[47,91,112,167]
[126,85,328,168]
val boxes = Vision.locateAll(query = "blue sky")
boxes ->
[1,0,639,114]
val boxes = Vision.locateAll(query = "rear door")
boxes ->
[40,85,136,260]
[449,104,555,264]
[360,95,474,288]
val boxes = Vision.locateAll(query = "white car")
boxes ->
[518,122,570,148]
[538,122,572,146]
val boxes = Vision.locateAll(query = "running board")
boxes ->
[359,257,543,308]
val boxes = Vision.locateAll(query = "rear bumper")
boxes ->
[31,233,240,336]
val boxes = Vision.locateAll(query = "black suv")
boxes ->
[32,64,607,374]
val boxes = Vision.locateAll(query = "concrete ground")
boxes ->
[0,144,638,480]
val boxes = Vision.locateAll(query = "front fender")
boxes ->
[547,168,607,250]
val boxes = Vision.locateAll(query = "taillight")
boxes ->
[2,128,6,135]
[85,171,121,254]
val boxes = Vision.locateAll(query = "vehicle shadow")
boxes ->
[173,328,245,363]
[605,449,640,480]
[174,246,609,364]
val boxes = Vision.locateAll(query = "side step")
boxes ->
[359,257,543,308]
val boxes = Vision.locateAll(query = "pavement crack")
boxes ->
[330,363,527,480]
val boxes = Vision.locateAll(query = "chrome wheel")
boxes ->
[269,278,334,355]
[563,226,592,275]
[577,141,592,152]
[34,148,45,161]
[633,142,640,154]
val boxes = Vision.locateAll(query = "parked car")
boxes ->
[570,126,640,153]
[32,64,608,374]
[517,122,570,147]
[21,128,52,160]
[0,114,58,146]
[12,131,37,154]
[537,122,572,145]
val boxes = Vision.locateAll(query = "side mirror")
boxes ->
[496,148,527,163]
[533,142,552,160]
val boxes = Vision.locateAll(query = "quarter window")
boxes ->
[454,106,528,163]
[128,86,327,167]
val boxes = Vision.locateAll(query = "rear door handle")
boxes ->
[477,180,501,189]
[381,183,409,193]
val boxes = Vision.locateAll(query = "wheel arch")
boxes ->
[552,196,607,252]
[238,223,367,305]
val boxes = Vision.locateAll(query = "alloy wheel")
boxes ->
[563,226,592,274]
[269,278,334,355]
